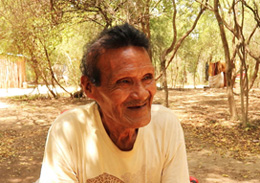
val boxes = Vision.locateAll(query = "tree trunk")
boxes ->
[233,0,249,126]
[41,70,58,98]
[239,45,249,127]
[43,44,73,97]
[249,61,259,89]
[156,0,206,106]
[240,63,246,125]
[161,59,169,107]
[214,0,238,120]
[141,0,152,59]
[193,51,201,88]
[174,59,179,88]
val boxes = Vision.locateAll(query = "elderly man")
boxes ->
[38,23,189,183]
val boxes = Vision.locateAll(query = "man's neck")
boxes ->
[108,128,138,151]
[98,111,138,151]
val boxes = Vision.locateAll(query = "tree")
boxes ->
[243,1,260,89]
[155,0,207,107]
[0,0,73,98]
[197,0,260,125]
[212,0,239,120]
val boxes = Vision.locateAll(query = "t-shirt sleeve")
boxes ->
[160,112,190,183]
[38,120,79,183]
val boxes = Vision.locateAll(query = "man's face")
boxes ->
[92,46,157,129]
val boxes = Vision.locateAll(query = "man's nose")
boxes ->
[130,82,149,100]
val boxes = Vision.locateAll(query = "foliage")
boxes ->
[0,0,260,123]
[1,0,259,88]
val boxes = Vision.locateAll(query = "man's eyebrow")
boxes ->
[111,71,154,82]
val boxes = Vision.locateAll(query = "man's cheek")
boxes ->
[111,90,129,102]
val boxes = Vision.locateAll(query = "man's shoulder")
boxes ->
[56,101,96,121]
[151,104,179,124]
[147,104,183,139]
[151,104,176,117]
[49,101,97,134]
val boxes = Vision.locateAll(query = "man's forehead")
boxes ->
[113,64,154,75]
[107,65,154,84]
[99,46,151,68]
[100,60,154,77]
[97,46,154,81]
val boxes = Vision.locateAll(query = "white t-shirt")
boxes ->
[38,102,189,183]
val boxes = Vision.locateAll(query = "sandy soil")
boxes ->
[0,88,259,183]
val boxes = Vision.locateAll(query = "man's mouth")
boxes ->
[127,102,147,109]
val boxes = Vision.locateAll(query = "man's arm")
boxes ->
[161,116,190,183]
[38,129,78,183]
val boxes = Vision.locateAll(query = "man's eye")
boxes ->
[116,79,131,84]
[143,74,153,81]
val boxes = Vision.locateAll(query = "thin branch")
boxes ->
[246,24,258,45]
[243,0,260,27]
[165,3,206,71]
[195,0,213,11]
[165,0,177,56]
[156,2,206,80]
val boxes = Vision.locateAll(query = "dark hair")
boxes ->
[80,23,150,86]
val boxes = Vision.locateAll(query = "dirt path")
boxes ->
[0,88,259,183]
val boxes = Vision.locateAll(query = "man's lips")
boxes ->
[127,102,147,109]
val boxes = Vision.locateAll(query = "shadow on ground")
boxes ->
[0,88,260,183]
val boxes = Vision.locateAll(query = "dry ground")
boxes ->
[0,88,260,183]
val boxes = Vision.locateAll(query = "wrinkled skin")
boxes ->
[81,46,157,150]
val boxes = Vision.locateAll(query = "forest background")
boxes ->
[0,0,260,182]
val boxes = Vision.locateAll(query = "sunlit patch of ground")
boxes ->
[0,88,260,183]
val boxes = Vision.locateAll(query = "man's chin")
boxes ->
[125,114,151,128]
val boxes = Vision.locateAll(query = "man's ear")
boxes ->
[81,75,95,99]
